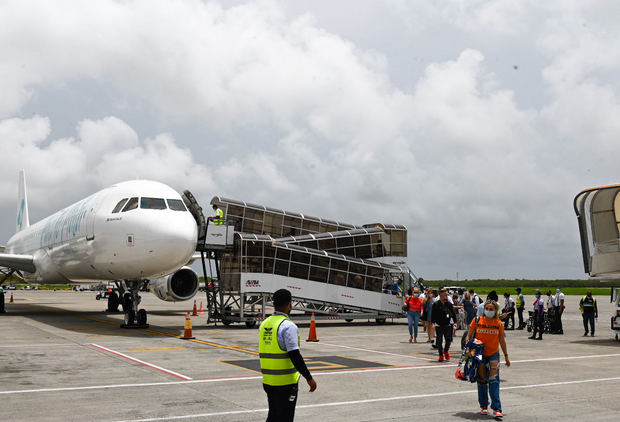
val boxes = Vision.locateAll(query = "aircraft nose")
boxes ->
[143,214,198,268]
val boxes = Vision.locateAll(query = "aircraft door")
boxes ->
[85,195,105,241]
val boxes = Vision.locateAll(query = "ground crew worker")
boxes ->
[554,287,565,334]
[529,290,545,340]
[515,288,525,329]
[259,289,316,422]
[209,204,224,225]
[580,291,598,336]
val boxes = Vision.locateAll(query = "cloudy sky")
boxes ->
[2,0,619,280]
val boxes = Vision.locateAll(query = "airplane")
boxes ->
[0,170,201,327]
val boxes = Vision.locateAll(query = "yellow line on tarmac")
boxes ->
[87,334,132,337]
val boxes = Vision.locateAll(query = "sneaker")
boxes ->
[438,354,444,362]
[480,407,488,415]
[493,409,503,418]
[445,351,451,361]
[583,332,588,336]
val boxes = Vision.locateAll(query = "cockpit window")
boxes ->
[167,199,187,211]
[112,198,128,213]
[141,197,167,210]
[122,197,139,212]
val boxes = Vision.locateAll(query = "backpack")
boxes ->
[455,317,485,383]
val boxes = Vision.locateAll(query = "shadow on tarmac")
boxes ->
[453,411,497,420]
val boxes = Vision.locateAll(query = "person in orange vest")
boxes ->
[465,299,510,419]
[404,287,424,343]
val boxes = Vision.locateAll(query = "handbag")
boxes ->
[402,297,410,312]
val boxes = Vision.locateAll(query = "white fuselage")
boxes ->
[6,180,197,283]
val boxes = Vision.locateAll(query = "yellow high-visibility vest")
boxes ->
[258,315,300,386]
[213,207,224,225]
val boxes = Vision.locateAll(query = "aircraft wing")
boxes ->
[0,253,36,273]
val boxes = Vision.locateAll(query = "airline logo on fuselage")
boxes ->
[246,280,261,287]
[17,199,25,229]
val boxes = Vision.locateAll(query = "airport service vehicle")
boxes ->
[574,184,620,340]
[0,171,200,327]
[199,197,421,326]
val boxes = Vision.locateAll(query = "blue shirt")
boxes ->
[273,311,300,352]
[463,300,476,324]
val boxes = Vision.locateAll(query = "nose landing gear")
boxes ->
[120,280,149,328]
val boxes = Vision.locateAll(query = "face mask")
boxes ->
[547,294,551,297]
[413,293,419,298]
[535,294,541,299]
[556,289,560,293]
[587,293,592,297]
[484,310,495,318]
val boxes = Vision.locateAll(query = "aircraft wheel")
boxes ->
[137,309,147,325]
[375,317,386,325]
[107,291,119,312]
[124,310,136,325]
[245,320,257,329]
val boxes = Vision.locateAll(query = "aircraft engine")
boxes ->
[150,267,199,302]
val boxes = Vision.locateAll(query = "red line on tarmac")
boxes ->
[90,343,193,380]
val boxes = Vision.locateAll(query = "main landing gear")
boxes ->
[105,280,149,328]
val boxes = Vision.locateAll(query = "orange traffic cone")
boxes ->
[192,300,198,316]
[306,312,319,342]
[9,293,14,303]
[199,301,204,314]
[180,313,195,340]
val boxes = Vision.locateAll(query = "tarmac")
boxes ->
[1,291,619,421]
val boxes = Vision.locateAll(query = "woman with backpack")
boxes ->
[465,299,510,419]
[404,287,424,343]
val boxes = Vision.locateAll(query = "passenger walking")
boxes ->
[461,292,477,349]
[465,299,510,418]
[529,290,545,340]
[423,290,435,344]
[554,287,565,334]
[502,293,515,330]
[580,291,598,336]
[404,287,423,343]
[515,287,525,329]
[431,288,457,362]
[463,292,476,326]
[259,289,317,422]
[477,291,498,317]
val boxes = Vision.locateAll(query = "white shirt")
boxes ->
[273,311,300,352]
[546,295,555,309]
[555,292,565,307]
[504,297,515,310]
[471,294,481,306]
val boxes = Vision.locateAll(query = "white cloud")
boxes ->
[0,116,215,219]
